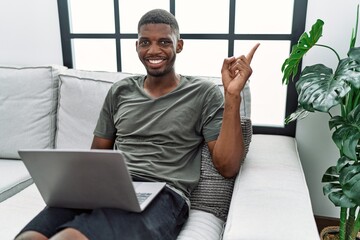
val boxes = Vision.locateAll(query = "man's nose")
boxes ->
[147,43,161,54]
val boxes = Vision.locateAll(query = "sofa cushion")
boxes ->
[0,65,64,159]
[222,135,319,240]
[199,76,251,118]
[176,209,225,240]
[0,159,32,202]
[0,184,45,239]
[55,70,134,149]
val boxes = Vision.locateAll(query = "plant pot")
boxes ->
[320,226,360,240]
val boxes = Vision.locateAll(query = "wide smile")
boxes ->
[146,58,166,68]
[148,59,163,64]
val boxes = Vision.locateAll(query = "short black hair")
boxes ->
[138,9,180,39]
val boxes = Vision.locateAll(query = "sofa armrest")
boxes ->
[223,134,319,240]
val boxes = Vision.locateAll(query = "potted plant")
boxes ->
[281,5,360,240]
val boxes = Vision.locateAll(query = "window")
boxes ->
[57,0,308,136]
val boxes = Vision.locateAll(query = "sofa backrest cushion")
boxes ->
[0,66,64,159]
[55,70,134,149]
[199,76,251,118]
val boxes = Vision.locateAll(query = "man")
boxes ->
[16,9,259,240]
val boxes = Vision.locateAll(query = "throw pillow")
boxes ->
[190,117,253,220]
[0,65,65,159]
[55,69,134,149]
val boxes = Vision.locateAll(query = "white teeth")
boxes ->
[149,59,162,64]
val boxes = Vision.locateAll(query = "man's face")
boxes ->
[136,23,183,77]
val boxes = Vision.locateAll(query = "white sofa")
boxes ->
[0,65,319,240]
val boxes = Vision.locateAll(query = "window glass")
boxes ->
[72,39,117,72]
[176,40,228,77]
[235,0,294,34]
[58,0,306,135]
[119,0,169,33]
[68,0,115,33]
[176,0,229,33]
[234,40,291,127]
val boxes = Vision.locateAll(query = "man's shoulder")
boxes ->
[181,75,220,89]
[110,75,144,89]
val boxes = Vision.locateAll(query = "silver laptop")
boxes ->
[18,149,166,212]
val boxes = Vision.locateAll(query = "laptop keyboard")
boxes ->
[136,192,151,204]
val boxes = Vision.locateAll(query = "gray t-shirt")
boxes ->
[94,75,224,198]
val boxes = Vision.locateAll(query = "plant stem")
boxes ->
[347,208,356,239]
[315,44,341,61]
[350,4,359,48]
[353,89,360,108]
[340,207,348,240]
[346,89,354,116]
[350,208,360,240]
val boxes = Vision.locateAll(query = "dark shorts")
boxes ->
[17,187,188,240]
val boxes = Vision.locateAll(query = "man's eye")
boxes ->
[160,40,171,46]
[139,40,149,46]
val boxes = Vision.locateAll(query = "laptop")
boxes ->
[18,149,166,212]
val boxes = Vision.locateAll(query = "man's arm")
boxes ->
[208,43,260,178]
[91,136,115,149]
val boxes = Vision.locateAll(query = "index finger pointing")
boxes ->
[246,43,260,64]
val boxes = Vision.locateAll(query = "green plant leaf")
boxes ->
[322,166,358,207]
[281,19,324,84]
[340,164,360,205]
[284,106,310,124]
[328,190,357,208]
[336,155,358,184]
[323,182,341,195]
[344,47,360,89]
[330,104,360,160]
[337,155,353,173]
[295,64,351,112]
[322,166,340,182]
[329,115,344,130]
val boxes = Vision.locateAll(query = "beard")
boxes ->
[144,55,176,77]
[146,67,172,77]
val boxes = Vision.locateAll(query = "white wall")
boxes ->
[0,0,62,65]
[0,0,358,219]
[297,0,360,218]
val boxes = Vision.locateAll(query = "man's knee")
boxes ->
[51,228,89,240]
[15,231,48,240]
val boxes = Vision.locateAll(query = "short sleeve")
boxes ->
[93,87,117,139]
[201,84,224,142]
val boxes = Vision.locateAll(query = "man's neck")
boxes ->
[144,72,180,98]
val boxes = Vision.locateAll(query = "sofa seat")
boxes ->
[0,184,43,239]
[0,160,32,202]
[223,134,319,240]
[0,134,319,240]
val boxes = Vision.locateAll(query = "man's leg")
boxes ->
[15,231,48,240]
[50,228,89,240]
[16,228,88,240]
[60,187,189,240]
[15,207,91,239]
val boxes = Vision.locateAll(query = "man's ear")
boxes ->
[176,39,184,53]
